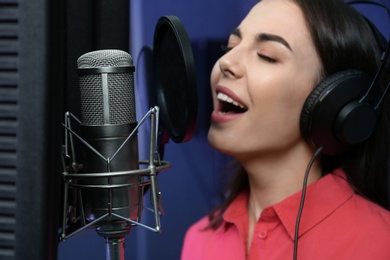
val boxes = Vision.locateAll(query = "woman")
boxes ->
[181,0,390,259]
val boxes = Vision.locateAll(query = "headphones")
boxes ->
[300,0,390,156]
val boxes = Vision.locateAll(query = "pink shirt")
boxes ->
[181,170,390,260]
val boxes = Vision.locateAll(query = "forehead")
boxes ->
[237,0,311,48]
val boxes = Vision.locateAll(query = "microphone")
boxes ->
[77,49,140,256]
[60,15,196,260]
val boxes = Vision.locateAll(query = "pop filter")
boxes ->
[152,16,198,144]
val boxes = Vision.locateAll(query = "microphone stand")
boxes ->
[106,238,125,260]
[60,107,170,260]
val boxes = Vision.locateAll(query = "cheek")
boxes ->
[209,63,220,106]
[250,74,311,130]
[278,83,315,139]
[210,62,220,86]
[280,87,311,126]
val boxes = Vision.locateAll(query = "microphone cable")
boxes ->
[293,146,324,260]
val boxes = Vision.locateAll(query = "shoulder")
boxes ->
[348,193,390,230]
[181,214,245,260]
[328,170,390,231]
[323,194,390,258]
[328,192,390,246]
[182,215,213,245]
[181,215,214,259]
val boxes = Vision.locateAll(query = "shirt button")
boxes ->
[258,231,268,239]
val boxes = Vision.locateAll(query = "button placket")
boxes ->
[256,208,278,241]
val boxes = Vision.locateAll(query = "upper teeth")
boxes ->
[217,92,245,109]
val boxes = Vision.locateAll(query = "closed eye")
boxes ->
[258,54,277,63]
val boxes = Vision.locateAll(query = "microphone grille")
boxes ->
[77,50,136,125]
[77,49,133,68]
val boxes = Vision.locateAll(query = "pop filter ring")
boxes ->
[153,16,198,143]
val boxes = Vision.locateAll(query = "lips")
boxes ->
[211,88,248,123]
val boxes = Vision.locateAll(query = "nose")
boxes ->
[218,49,244,79]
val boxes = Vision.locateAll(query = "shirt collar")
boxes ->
[220,189,249,234]
[222,169,354,240]
[274,169,354,240]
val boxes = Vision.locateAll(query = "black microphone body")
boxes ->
[77,49,140,239]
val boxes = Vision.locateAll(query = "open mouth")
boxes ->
[217,92,248,114]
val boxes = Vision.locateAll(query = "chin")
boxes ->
[207,129,237,156]
[207,129,225,151]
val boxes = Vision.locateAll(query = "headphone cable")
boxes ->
[293,146,323,260]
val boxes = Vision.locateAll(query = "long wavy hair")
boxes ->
[207,0,390,230]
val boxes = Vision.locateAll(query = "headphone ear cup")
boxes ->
[300,70,375,155]
[300,76,333,142]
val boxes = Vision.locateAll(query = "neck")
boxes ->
[239,144,322,219]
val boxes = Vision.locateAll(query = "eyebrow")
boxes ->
[230,28,293,52]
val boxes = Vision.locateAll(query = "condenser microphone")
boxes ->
[77,49,140,244]
[60,15,197,260]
